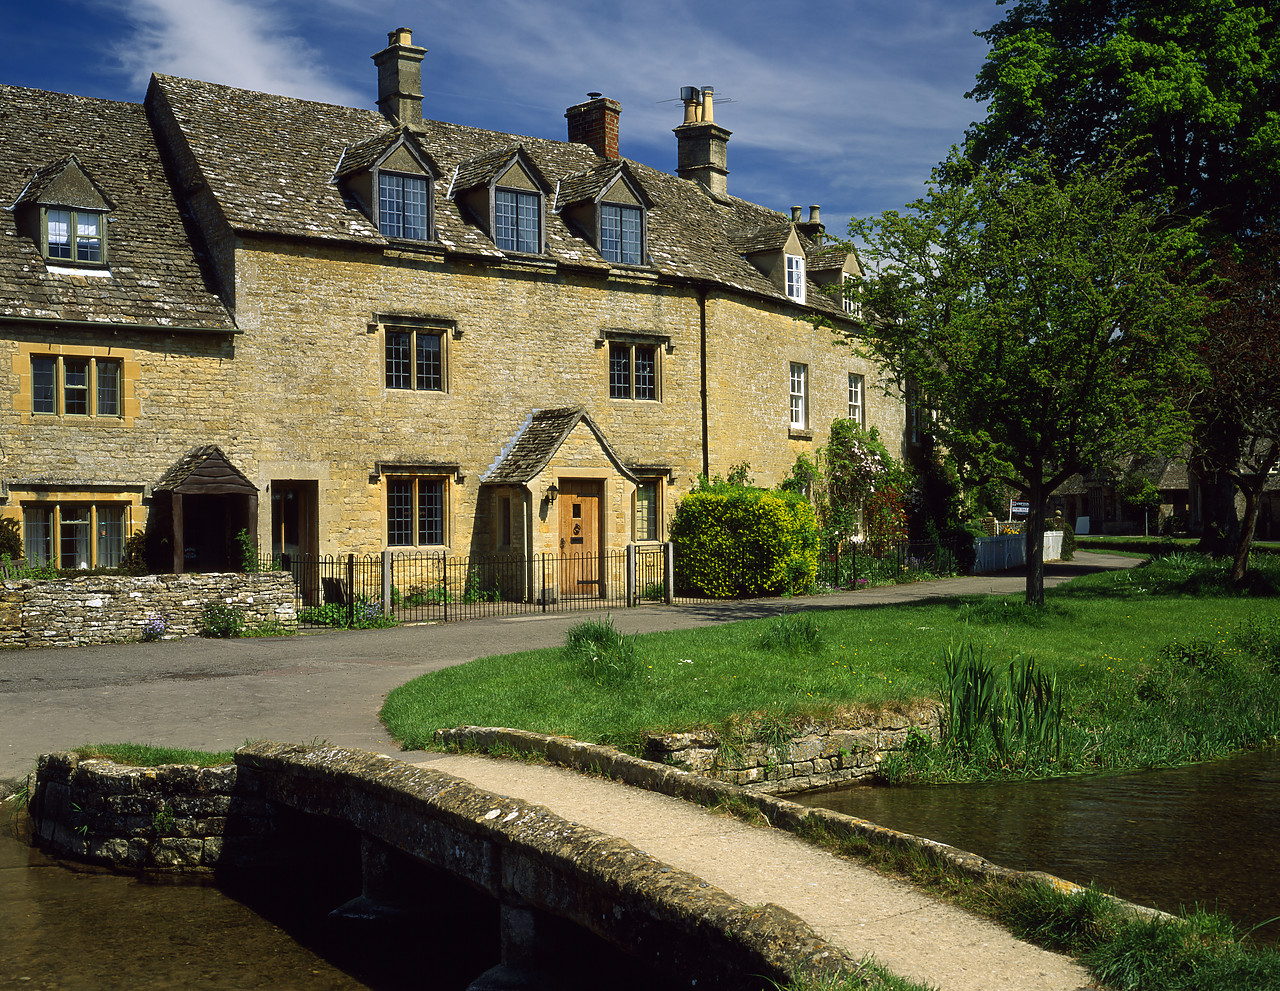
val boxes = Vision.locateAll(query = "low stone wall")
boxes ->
[0,571,296,648]
[26,752,276,871]
[639,703,940,794]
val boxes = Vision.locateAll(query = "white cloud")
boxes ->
[103,0,365,105]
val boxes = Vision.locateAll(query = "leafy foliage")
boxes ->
[841,151,1207,603]
[670,482,818,598]
[0,517,21,561]
[966,0,1280,241]
[199,602,245,638]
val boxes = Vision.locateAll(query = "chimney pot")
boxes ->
[791,206,802,222]
[674,83,731,196]
[809,205,821,223]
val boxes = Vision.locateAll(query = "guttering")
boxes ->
[0,313,240,335]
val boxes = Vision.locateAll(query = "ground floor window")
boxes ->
[22,503,126,569]
[387,477,445,547]
[634,480,660,542]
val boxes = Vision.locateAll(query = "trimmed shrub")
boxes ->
[670,485,818,598]
[0,517,22,561]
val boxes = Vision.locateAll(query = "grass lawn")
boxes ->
[382,553,1280,779]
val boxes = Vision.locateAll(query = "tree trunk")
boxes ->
[1025,481,1046,606]
[1230,443,1280,584]
[1196,467,1241,558]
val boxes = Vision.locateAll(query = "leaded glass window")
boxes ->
[378,173,430,240]
[495,189,540,253]
[600,204,642,265]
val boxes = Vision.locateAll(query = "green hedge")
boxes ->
[1076,536,1280,557]
[669,486,818,598]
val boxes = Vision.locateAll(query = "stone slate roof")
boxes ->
[146,74,848,316]
[483,407,639,485]
[554,161,652,211]
[335,126,437,180]
[11,154,114,211]
[154,444,257,493]
[731,221,794,256]
[0,85,234,330]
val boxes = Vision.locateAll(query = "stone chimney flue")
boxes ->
[372,27,426,126]
[797,204,826,242]
[674,83,731,196]
[566,92,622,160]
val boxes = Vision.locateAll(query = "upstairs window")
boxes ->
[495,189,540,253]
[848,373,865,425]
[46,208,104,264]
[785,254,806,303]
[385,327,444,391]
[600,204,642,265]
[31,355,121,416]
[609,342,657,400]
[790,362,808,429]
[378,173,430,240]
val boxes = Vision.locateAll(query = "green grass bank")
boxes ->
[383,553,1280,782]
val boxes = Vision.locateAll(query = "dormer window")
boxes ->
[555,162,651,266]
[600,204,642,265]
[786,253,806,303]
[451,146,551,257]
[46,208,105,263]
[495,189,540,253]
[12,155,114,269]
[336,128,437,244]
[378,173,430,240]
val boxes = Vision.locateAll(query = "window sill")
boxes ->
[788,427,814,441]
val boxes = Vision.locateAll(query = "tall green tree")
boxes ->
[966,0,1280,240]
[1191,238,1280,578]
[842,153,1205,604]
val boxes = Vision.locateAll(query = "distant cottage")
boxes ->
[0,28,904,583]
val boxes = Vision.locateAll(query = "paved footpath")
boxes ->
[1,556,1136,989]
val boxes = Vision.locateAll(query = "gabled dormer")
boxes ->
[10,154,114,268]
[733,220,809,304]
[335,127,438,242]
[449,146,551,255]
[555,162,653,266]
[809,245,863,317]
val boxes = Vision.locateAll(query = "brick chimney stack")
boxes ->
[372,27,426,126]
[674,85,731,196]
[566,93,622,160]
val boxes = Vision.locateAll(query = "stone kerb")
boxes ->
[639,703,941,793]
[0,571,296,648]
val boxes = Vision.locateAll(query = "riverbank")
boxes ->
[383,553,1280,783]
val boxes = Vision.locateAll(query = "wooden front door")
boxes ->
[558,480,601,597]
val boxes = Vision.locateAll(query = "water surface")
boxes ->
[796,747,1280,942]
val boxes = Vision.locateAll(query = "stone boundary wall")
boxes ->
[0,571,296,648]
[26,752,275,871]
[640,703,940,793]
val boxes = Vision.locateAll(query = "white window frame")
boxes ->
[842,274,862,318]
[785,253,806,303]
[848,373,865,425]
[789,362,808,429]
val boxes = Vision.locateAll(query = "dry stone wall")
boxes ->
[639,704,940,794]
[0,571,296,648]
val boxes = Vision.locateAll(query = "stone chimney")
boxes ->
[674,85,731,196]
[797,205,825,242]
[372,27,426,126]
[566,93,622,159]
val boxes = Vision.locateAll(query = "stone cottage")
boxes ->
[1,28,904,590]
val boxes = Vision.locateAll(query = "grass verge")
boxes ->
[382,554,1280,781]
[71,743,236,767]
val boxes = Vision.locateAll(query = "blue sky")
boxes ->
[4,0,1001,234]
